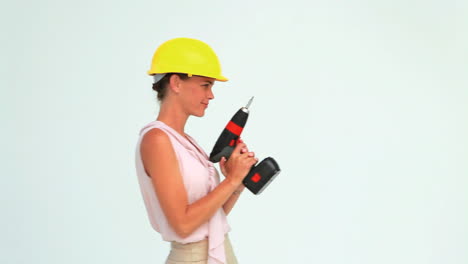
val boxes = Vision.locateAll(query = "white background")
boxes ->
[1,0,467,263]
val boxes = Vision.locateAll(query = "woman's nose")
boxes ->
[207,87,215,99]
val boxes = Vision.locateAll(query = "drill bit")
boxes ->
[246,96,254,109]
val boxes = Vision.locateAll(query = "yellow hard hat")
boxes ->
[147,37,228,82]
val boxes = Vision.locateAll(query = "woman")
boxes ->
[135,37,257,264]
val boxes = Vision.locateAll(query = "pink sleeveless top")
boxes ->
[134,120,231,264]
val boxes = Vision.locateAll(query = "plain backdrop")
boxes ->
[1,0,467,263]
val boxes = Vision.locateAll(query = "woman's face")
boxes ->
[179,75,216,117]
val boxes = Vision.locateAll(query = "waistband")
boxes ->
[168,234,230,262]
[170,237,209,249]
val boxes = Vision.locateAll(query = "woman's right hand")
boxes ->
[220,139,258,187]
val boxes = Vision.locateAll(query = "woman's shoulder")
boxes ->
[141,127,171,148]
[140,127,179,167]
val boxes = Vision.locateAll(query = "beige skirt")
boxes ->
[165,234,238,264]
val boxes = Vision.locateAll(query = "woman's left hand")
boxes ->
[219,138,255,178]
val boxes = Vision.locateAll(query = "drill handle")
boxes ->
[210,146,235,163]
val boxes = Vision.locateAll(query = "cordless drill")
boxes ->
[209,97,281,195]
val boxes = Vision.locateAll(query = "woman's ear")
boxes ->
[168,74,182,94]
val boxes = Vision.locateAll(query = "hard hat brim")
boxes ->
[215,75,228,82]
[148,71,228,82]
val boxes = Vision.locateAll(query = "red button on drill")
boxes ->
[251,173,261,183]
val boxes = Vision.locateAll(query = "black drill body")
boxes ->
[209,107,248,163]
[209,100,280,195]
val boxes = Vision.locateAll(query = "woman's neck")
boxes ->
[156,98,189,136]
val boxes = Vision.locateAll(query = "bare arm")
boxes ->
[219,138,254,215]
[222,185,245,215]
[140,128,256,238]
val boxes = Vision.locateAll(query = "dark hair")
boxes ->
[152,73,190,101]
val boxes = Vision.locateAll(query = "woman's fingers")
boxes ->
[246,156,258,167]
[238,138,253,154]
[239,152,257,163]
[233,142,246,151]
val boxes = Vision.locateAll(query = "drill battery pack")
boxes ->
[243,157,281,195]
